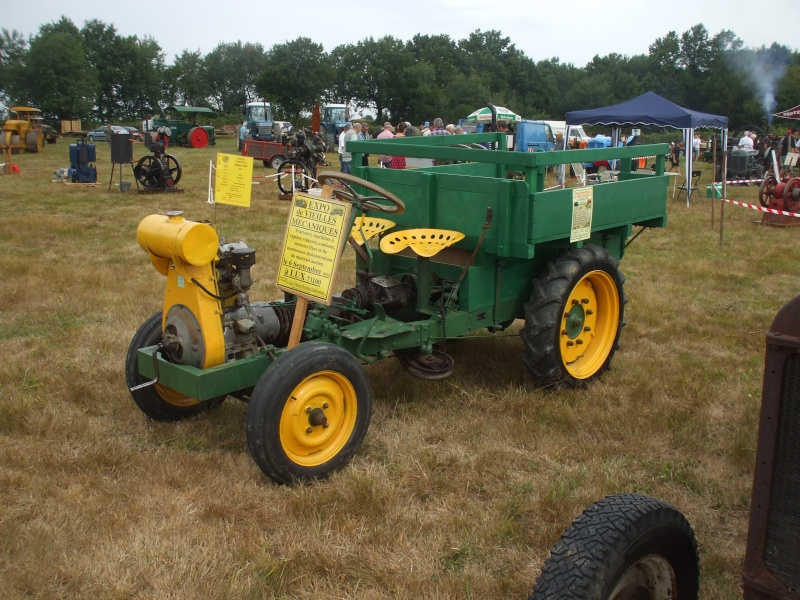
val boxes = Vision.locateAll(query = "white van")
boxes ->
[544,121,590,145]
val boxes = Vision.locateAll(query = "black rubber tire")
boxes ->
[246,343,372,484]
[522,244,626,387]
[529,494,700,600]
[125,312,225,421]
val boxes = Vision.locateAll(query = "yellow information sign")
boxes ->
[570,186,594,243]
[215,153,253,207]
[276,193,352,304]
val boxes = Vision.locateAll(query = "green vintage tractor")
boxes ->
[126,132,670,484]
[150,105,216,148]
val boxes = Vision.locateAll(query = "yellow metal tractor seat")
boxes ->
[379,228,465,257]
[350,216,395,245]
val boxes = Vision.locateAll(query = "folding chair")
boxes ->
[675,170,702,202]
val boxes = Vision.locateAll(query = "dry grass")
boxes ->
[0,140,794,599]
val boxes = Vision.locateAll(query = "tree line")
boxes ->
[1,17,799,131]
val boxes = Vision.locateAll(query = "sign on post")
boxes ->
[276,192,352,305]
[214,153,253,207]
[570,187,594,243]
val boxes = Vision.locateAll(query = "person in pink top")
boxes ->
[377,122,395,168]
[390,122,408,170]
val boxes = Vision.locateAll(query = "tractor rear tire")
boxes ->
[522,244,625,387]
[529,494,699,600]
[246,343,372,484]
[125,312,225,421]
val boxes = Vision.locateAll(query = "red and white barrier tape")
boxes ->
[725,178,764,185]
[721,197,800,217]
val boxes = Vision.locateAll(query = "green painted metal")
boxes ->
[140,133,669,400]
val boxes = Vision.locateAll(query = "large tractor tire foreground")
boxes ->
[529,493,700,600]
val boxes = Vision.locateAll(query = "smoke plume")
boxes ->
[731,46,789,124]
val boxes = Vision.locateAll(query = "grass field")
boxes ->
[0,137,796,599]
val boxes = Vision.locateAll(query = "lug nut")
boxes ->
[581,298,590,304]
[566,341,574,346]
[584,326,592,332]
[561,329,568,335]
[323,403,329,409]
[306,427,313,434]
[305,407,312,413]
[586,310,594,315]
[576,339,584,345]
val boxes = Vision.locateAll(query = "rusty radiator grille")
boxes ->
[763,353,800,592]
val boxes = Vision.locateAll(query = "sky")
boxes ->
[4,0,799,68]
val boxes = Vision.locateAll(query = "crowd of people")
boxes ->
[336,116,499,171]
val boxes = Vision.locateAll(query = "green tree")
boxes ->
[256,37,331,124]
[205,41,266,115]
[0,29,28,109]
[24,26,96,119]
[164,50,212,107]
[116,35,164,121]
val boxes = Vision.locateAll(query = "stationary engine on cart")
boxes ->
[134,127,182,190]
[68,138,97,183]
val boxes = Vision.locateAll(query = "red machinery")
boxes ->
[759,174,800,212]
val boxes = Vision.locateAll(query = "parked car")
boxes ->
[274,121,294,135]
[86,125,129,141]
[122,126,144,142]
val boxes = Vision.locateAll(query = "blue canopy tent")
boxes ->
[566,91,729,204]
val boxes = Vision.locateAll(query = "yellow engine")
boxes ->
[137,211,292,370]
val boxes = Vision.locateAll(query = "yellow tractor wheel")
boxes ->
[522,244,626,387]
[246,342,372,484]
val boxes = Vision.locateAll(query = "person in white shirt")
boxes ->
[739,131,754,150]
[338,124,350,172]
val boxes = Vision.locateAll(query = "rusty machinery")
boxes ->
[1,106,44,154]
[759,173,800,213]
[133,128,182,191]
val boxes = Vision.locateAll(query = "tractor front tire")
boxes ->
[125,312,225,421]
[246,343,372,484]
[522,244,625,387]
[529,494,699,600]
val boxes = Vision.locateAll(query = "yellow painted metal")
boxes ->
[350,216,395,245]
[137,213,226,369]
[155,382,201,407]
[379,228,465,257]
[560,269,620,379]
[279,370,358,467]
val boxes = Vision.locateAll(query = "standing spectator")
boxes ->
[390,122,408,170]
[781,129,796,167]
[341,123,357,174]
[668,141,681,172]
[421,121,431,136]
[239,121,248,151]
[338,123,351,172]
[692,133,701,160]
[429,118,450,136]
[377,121,395,168]
[357,123,370,167]
[738,131,754,149]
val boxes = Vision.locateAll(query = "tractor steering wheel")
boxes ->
[317,171,405,214]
